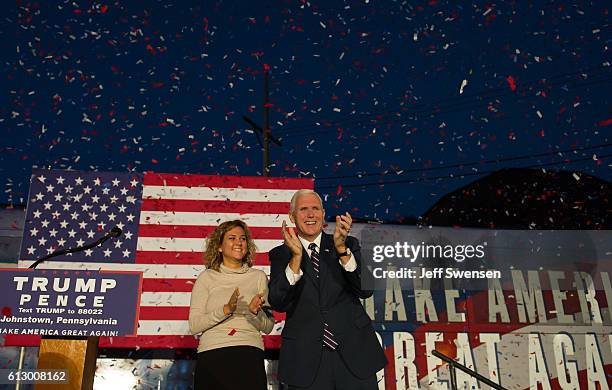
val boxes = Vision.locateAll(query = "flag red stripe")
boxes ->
[264,335,282,350]
[142,278,195,292]
[139,306,189,320]
[137,224,282,239]
[100,335,199,349]
[273,311,286,322]
[98,335,282,349]
[4,334,282,350]
[136,251,270,265]
[140,199,290,214]
[143,172,313,189]
[4,335,42,347]
[138,308,282,321]
[138,307,284,322]
[137,311,284,327]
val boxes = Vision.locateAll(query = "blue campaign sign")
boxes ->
[0,268,142,337]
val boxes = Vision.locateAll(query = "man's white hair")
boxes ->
[290,189,324,214]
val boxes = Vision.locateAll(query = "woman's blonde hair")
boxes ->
[204,220,257,271]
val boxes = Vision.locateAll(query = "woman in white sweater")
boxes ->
[189,220,274,389]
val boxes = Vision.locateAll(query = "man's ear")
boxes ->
[289,212,295,224]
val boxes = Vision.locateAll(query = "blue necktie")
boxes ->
[309,243,338,350]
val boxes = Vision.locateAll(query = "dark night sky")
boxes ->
[1,0,610,220]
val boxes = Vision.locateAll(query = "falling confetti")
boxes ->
[0,0,608,224]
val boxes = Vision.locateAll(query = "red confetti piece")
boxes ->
[597,118,612,126]
[100,5,108,13]
[506,75,517,91]
[228,328,237,336]
[336,185,342,196]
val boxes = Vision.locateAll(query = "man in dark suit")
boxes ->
[269,189,387,389]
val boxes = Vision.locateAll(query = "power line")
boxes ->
[275,64,610,133]
[275,66,611,138]
[316,142,612,180]
[280,71,612,139]
[280,75,612,140]
[316,153,611,190]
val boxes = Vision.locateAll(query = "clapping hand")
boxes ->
[282,220,302,258]
[333,212,352,252]
[223,287,240,315]
[282,220,303,274]
[248,293,265,315]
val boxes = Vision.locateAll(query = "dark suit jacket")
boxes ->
[268,232,387,387]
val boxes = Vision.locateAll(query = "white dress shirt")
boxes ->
[285,232,357,285]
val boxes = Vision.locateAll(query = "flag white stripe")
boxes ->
[139,211,292,227]
[17,261,269,279]
[140,293,284,308]
[137,320,190,335]
[142,186,296,202]
[137,320,284,336]
[136,237,282,252]
[141,292,190,306]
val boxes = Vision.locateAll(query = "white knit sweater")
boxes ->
[189,263,274,353]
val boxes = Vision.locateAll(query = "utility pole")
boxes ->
[242,63,282,176]
[263,64,270,176]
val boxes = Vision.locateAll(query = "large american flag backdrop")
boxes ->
[12,169,312,349]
